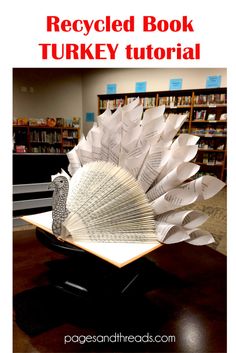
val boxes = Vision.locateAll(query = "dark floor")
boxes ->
[13,228,226,353]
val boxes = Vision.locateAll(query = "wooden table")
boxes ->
[13,228,226,353]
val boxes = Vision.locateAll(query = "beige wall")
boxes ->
[13,68,83,119]
[13,67,227,136]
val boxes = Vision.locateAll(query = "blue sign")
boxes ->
[169,78,183,90]
[206,75,221,88]
[86,112,95,123]
[106,83,117,94]
[135,81,147,93]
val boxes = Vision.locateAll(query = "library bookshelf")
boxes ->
[13,118,80,154]
[98,87,227,181]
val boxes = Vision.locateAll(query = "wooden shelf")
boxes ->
[196,162,223,167]
[13,125,80,154]
[165,105,191,109]
[192,120,227,123]
[191,134,226,138]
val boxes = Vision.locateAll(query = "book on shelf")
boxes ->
[207,153,216,165]
[198,140,214,150]
[201,152,223,166]
[15,145,27,153]
[220,113,227,121]
[30,146,61,153]
[207,113,216,121]
[29,118,47,126]
[159,95,191,106]
[192,127,226,136]
[64,117,73,127]
[56,117,64,127]
[100,98,125,110]
[202,153,208,164]
[30,130,61,143]
[64,117,81,128]
[72,117,81,127]
[193,110,207,120]
[127,97,138,105]
[194,93,226,105]
[140,97,156,108]
[14,117,29,126]
[46,117,57,127]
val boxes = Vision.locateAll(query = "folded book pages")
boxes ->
[23,97,225,253]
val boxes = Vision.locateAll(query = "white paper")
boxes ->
[151,189,198,215]
[155,221,190,244]
[160,113,188,142]
[141,105,165,125]
[185,229,215,245]
[139,115,166,145]
[152,174,225,215]
[122,142,150,178]
[138,145,170,192]
[156,210,209,229]
[157,144,198,182]
[97,107,112,127]
[51,169,71,181]
[179,175,225,201]
[67,145,81,176]
[75,135,93,165]
[147,162,199,200]
[121,96,140,113]
[122,104,143,128]
[171,133,200,149]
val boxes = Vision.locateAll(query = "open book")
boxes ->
[22,212,162,268]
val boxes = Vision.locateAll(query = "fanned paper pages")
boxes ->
[46,98,225,245]
[63,161,156,242]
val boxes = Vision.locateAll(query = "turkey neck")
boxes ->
[52,185,69,217]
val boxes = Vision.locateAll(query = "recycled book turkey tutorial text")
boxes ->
[38,15,200,61]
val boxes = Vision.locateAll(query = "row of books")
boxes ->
[30,131,62,143]
[158,95,192,106]
[191,127,227,136]
[193,110,207,120]
[62,140,77,147]
[100,97,156,110]
[30,146,61,153]
[126,96,157,108]
[63,147,74,153]
[193,111,227,121]
[194,94,226,105]
[13,116,81,128]
[99,98,125,110]
[196,152,224,165]
[62,130,79,138]
[198,140,225,150]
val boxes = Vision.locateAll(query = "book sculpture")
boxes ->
[50,97,225,246]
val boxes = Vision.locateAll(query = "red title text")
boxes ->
[38,15,200,61]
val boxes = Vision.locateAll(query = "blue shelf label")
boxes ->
[106,83,117,94]
[206,75,221,88]
[169,78,183,90]
[86,112,95,123]
[135,81,147,93]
